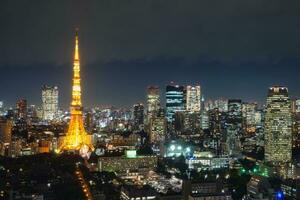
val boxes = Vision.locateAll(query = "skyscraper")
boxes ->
[295,99,300,113]
[186,85,201,113]
[150,108,166,143]
[42,85,58,121]
[200,111,209,130]
[0,101,3,116]
[227,99,242,123]
[58,30,94,157]
[28,105,38,122]
[226,99,242,155]
[133,103,144,130]
[204,99,228,112]
[0,117,13,156]
[242,102,257,133]
[0,118,12,144]
[147,86,160,120]
[16,99,27,119]
[264,86,292,164]
[208,108,222,136]
[166,84,185,123]
[215,99,228,112]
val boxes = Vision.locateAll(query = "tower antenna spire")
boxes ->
[58,29,94,158]
[74,28,80,61]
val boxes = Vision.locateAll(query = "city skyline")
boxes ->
[1,1,300,199]
[1,1,300,108]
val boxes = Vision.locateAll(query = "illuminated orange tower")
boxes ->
[59,30,94,157]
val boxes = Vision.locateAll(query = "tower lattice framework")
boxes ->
[59,30,94,155]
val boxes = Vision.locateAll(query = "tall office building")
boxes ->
[200,111,209,130]
[42,85,58,121]
[186,85,201,113]
[174,111,185,133]
[27,105,38,122]
[205,99,228,112]
[293,114,300,150]
[264,86,292,164]
[242,102,257,133]
[16,99,27,119]
[254,110,263,127]
[150,108,166,143]
[295,99,300,113]
[166,84,185,123]
[133,103,144,130]
[226,99,243,155]
[147,86,160,120]
[200,95,208,130]
[0,118,13,144]
[184,112,201,133]
[0,101,3,116]
[84,112,94,132]
[216,99,228,112]
[208,108,222,136]
[291,99,296,113]
[0,118,13,156]
[227,99,242,123]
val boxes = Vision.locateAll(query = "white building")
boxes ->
[42,85,58,121]
[186,85,201,113]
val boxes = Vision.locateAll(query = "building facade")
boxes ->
[0,118,13,156]
[42,85,58,121]
[133,103,144,130]
[264,86,292,164]
[242,102,257,133]
[226,99,243,156]
[186,85,201,113]
[166,84,185,123]
[16,99,27,119]
[147,86,160,120]
[150,108,166,143]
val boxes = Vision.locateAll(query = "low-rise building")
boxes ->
[182,179,232,200]
[186,151,230,171]
[120,185,157,200]
[247,176,275,200]
[98,150,157,173]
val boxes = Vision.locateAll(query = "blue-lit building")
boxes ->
[166,84,185,123]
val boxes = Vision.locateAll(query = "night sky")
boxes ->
[1,0,300,109]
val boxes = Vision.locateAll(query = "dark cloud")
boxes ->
[1,0,300,65]
[0,0,300,107]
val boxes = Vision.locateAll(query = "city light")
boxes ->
[0,3,298,200]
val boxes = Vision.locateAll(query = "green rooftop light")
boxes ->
[126,150,137,158]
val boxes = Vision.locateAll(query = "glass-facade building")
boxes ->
[226,99,242,155]
[166,84,185,123]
